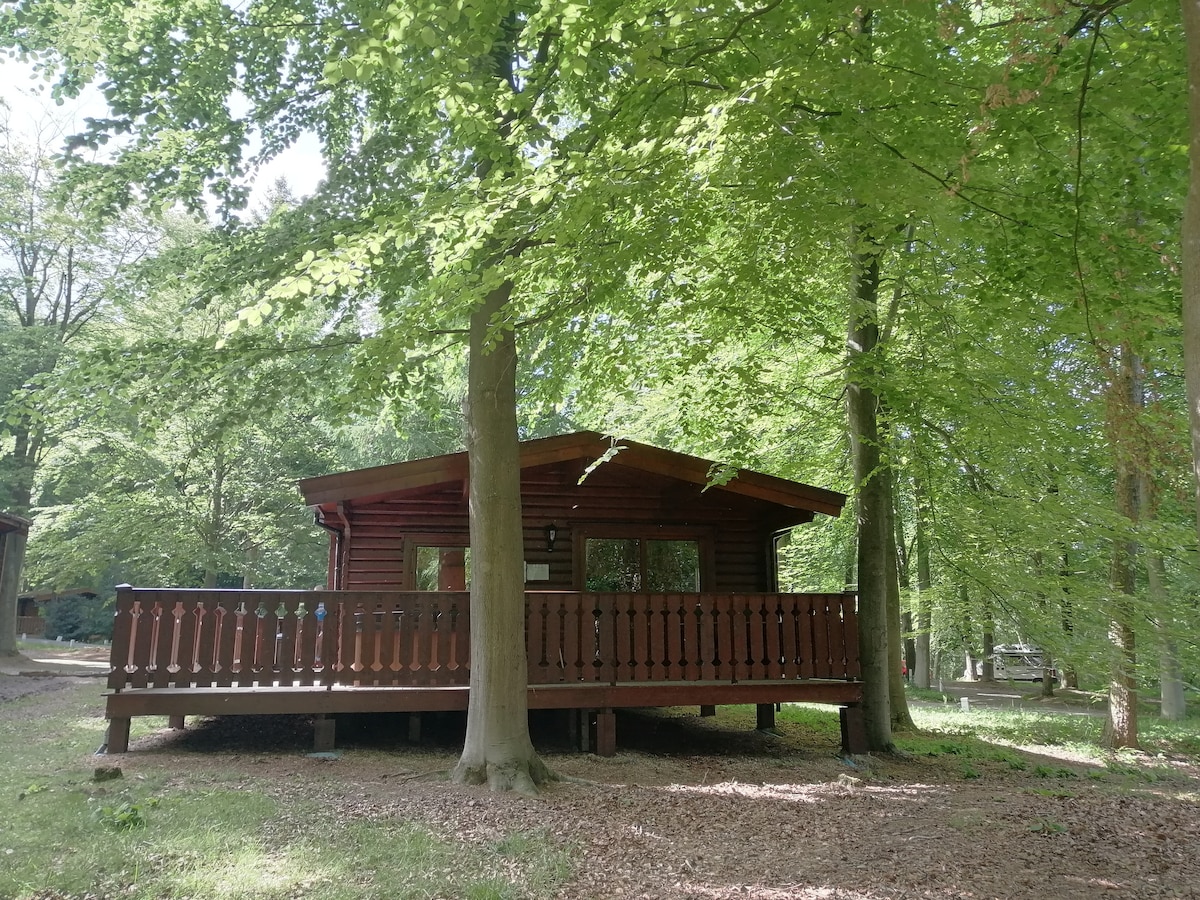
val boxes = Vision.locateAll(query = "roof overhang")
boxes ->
[0,512,32,535]
[300,432,846,519]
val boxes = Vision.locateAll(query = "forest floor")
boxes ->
[3,646,1198,899]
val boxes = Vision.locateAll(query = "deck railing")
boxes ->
[108,586,860,692]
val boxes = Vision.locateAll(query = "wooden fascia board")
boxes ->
[606,450,846,517]
[299,434,605,508]
[301,458,469,507]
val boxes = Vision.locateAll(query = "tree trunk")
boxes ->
[5,424,39,515]
[452,281,554,793]
[202,445,227,589]
[891,478,917,682]
[883,467,914,729]
[958,586,976,681]
[1149,552,1185,720]
[981,624,994,683]
[913,475,932,689]
[1101,345,1140,750]
[1137,461,1187,721]
[242,543,260,591]
[1041,660,1056,698]
[846,222,894,752]
[0,527,29,657]
[1059,550,1078,689]
[1182,0,1200,539]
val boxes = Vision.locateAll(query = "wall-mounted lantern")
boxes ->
[545,523,558,552]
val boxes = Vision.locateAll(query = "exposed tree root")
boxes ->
[451,754,558,796]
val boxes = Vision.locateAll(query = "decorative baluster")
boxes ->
[130,601,157,689]
[434,599,454,685]
[594,595,616,685]
[842,592,861,679]
[746,594,767,680]
[811,595,831,678]
[151,600,178,688]
[695,597,714,681]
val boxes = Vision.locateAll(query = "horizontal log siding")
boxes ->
[341,461,791,592]
[108,587,860,692]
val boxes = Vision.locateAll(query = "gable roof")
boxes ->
[299,431,846,518]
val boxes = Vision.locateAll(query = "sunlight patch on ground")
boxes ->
[659,780,941,803]
[28,657,109,669]
[676,881,888,899]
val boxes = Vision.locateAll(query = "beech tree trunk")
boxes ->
[846,222,894,752]
[1183,0,1200,539]
[1102,345,1141,750]
[1137,458,1186,721]
[883,468,914,729]
[913,476,932,689]
[0,526,29,657]
[1149,552,1186,721]
[1059,551,1079,689]
[452,281,554,793]
[981,624,995,683]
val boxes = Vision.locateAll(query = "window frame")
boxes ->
[571,524,715,592]
[403,533,471,591]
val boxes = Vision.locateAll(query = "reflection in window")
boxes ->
[645,540,700,591]
[414,546,471,590]
[585,538,700,592]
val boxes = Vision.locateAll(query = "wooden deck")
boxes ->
[105,586,864,755]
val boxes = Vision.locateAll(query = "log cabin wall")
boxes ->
[334,459,810,593]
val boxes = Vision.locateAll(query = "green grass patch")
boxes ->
[0,684,573,900]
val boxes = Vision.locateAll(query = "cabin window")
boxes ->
[584,538,701,592]
[413,546,471,591]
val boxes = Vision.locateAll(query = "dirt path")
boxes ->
[918,679,1109,716]
[0,644,108,703]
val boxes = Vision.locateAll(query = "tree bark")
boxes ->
[0,526,29,657]
[202,446,226,589]
[1101,345,1140,750]
[912,475,932,689]
[1182,0,1200,539]
[981,623,995,683]
[1136,454,1186,721]
[1149,551,1186,720]
[1058,550,1078,689]
[846,222,894,752]
[452,280,554,792]
[883,467,914,729]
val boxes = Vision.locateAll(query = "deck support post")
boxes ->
[313,714,336,752]
[595,708,616,757]
[570,709,589,752]
[699,704,716,717]
[839,704,867,755]
[406,712,422,743]
[168,715,186,730]
[106,718,131,754]
[756,703,776,731]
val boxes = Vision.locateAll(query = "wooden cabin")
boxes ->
[300,431,847,595]
[104,433,865,756]
[15,589,100,638]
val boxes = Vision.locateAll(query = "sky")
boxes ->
[0,57,326,212]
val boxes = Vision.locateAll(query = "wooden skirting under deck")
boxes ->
[104,678,864,757]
